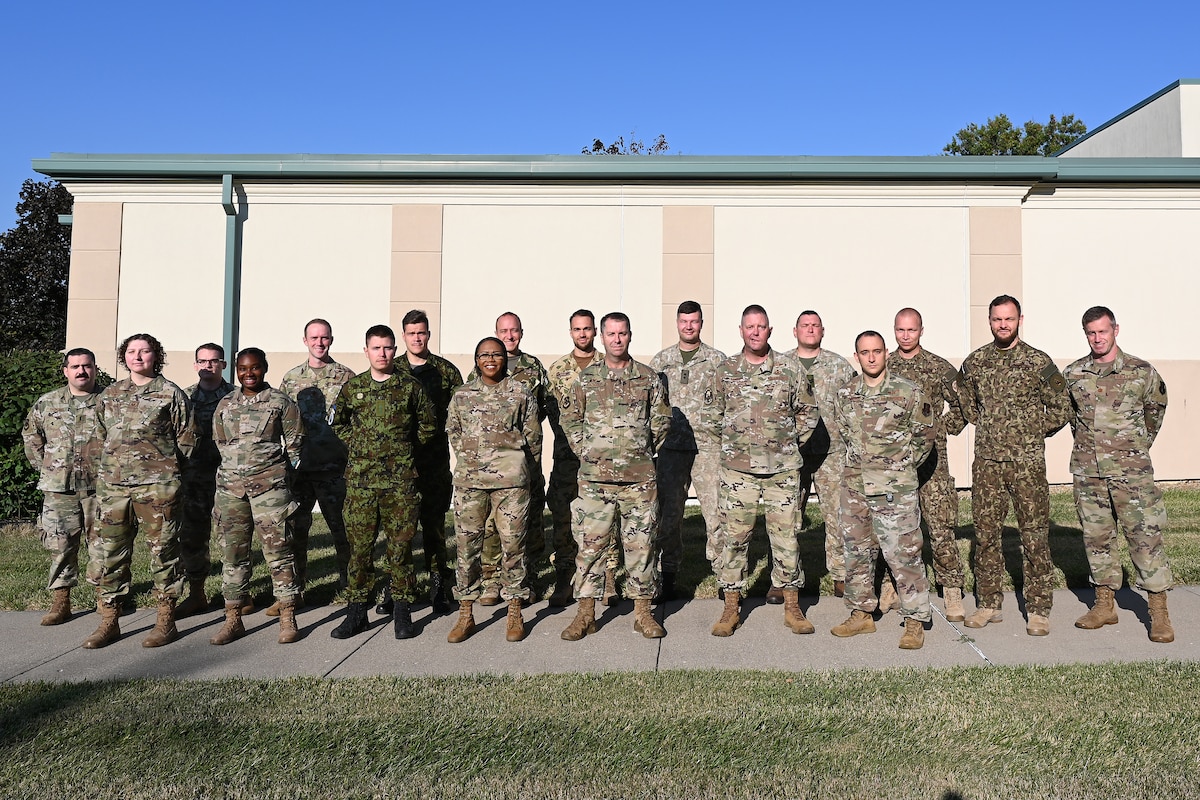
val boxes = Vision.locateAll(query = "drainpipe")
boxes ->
[221,174,240,383]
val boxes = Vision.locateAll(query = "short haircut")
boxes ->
[600,311,631,331]
[402,309,429,328]
[195,342,224,360]
[989,295,1022,316]
[742,304,768,321]
[569,309,595,325]
[62,347,96,368]
[796,310,821,325]
[236,347,268,371]
[855,330,886,350]
[365,324,395,344]
[1082,306,1116,327]
[495,312,522,330]
[894,307,923,326]
[304,318,332,337]
[117,333,166,376]
[676,300,702,316]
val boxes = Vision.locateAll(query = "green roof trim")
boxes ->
[1055,79,1200,156]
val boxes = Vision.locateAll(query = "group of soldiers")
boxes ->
[22,295,1176,651]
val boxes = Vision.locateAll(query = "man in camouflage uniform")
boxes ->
[560,312,671,641]
[889,308,968,621]
[711,305,819,638]
[958,295,1072,636]
[1065,306,1175,643]
[446,337,543,643]
[792,310,857,600]
[330,325,436,640]
[279,318,354,603]
[176,342,235,617]
[650,300,726,601]
[22,347,104,627]
[85,333,193,649]
[830,331,936,649]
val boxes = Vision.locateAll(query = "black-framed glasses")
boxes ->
[196,359,226,366]
[475,352,505,361]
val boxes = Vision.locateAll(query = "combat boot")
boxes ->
[833,580,845,598]
[711,591,741,637]
[943,588,966,622]
[479,565,502,606]
[506,599,526,642]
[653,571,677,606]
[878,580,899,614]
[142,595,179,648]
[1148,591,1175,643]
[963,607,1002,628]
[376,585,394,615]
[898,618,925,650]
[548,570,574,607]
[1075,586,1118,629]
[266,592,302,618]
[394,601,417,640]
[82,596,121,649]
[561,597,597,641]
[429,573,454,615]
[448,600,475,643]
[330,602,369,639]
[765,585,784,605]
[277,599,299,644]
[175,578,209,618]
[633,598,665,639]
[1026,614,1050,636]
[783,589,815,634]
[602,568,620,607]
[209,601,246,645]
[41,588,72,626]
[831,609,876,638]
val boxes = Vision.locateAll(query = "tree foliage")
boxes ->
[0,179,73,351]
[582,133,671,155]
[943,114,1087,156]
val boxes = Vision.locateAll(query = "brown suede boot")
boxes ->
[602,568,619,607]
[1148,591,1175,643]
[548,570,575,607]
[831,609,876,638]
[277,599,299,644]
[448,600,476,643]
[783,589,815,634]
[633,598,665,639]
[898,618,925,650]
[479,566,502,606]
[175,578,209,618]
[505,599,526,642]
[943,588,966,622]
[41,587,72,626]
[142,595,179,648]
[878,580,899,614]
[209,601,246,645]
[711,591,741,637]
[82,596,121,649]
[1075,585,1118,629]
[561,597,597,641]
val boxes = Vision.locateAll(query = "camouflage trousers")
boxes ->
[971,458,1053,616]
[918,445,963,589]
[213,486,299,603]
[344,484,419,604]
[482,462,546,586]
[178,466,218,581]
[95,479,184,602]
[292,470,349,589]
[572,478,659,600]
[717,468,803,592]
[453,486,530,601]
[800,449,846,581]
[415,466,453,580]
[1074,473,1173,593]
[656,447,723,570]
[39,489,101,590]
[840,484,931,622]
[547,457,618,576]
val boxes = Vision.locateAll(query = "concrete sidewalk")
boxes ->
[4,585,1197,684]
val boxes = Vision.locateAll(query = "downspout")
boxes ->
[221,174,240,383]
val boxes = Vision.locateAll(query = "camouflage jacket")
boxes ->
[469,351,548,421]
[22,386,104,493]
[183,379,236,471]
[213,386,305,498]
[332,370,436,488]
[794,348,857,456]
[833,372,936,496]
[398,352,463,465]
[1063,348,1167,478]
[547,350,605,463]
[562,358,670,484]
[650,341,727,452]
[958,340,1072,461]
[886,347,967,452]
[716,349,819,475]
[97,376,193,486]
[279,360,354,474]
[447,378,542,489]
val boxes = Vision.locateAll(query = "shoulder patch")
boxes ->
[1040,362,1067,392]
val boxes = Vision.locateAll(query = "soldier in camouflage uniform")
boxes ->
[650,300,726,601]
[1065,306,1175,643]
[889,308,968,621]
[560,312,671,641]
[445,337,543,643]
[830,332,936,649]
[176,343,235,617]
[958,295,1072,636]
[209,348,305,645]
[22,348,104,626]
[279,318,355,604]
[329,325,436,640]
[711,305,820,638]
[85,333,193,650]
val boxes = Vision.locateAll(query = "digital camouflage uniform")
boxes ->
[179,379,235,582]
[94,375,193,603]
[22,385,104,590]
[832,372,936,622]
[714,350,819,593]
[447,377,542,601]
[650,341,727,568]
[1064,348,1172,593]
[279,360,354,587]
[332,370,436,604]
[959,340,1072,615]
[562,359,670,600]
[212,386,305,603]
[887,348,967,589]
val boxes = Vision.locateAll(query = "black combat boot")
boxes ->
[429,573,453,615]
[375,585,394,616]
[394,601,417,640]
[330,602,369,639]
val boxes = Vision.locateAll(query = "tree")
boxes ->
[0,179,73,350]
[943,114,1087,156]
[582,133,671,155]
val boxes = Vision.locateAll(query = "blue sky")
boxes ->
[2,2,1197,225]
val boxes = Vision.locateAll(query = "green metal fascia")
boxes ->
[1055,158,1200,181]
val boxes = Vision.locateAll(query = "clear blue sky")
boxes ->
[3,2,1197,225]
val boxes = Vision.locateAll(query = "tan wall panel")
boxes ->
[663,205,713,254]
[969,255,1022,307]
[68,250,122,300]
[71,202,123,252]
[969,206,1022,255]
[662,253,715,305]
[391,252,442,304]
[392,204,443,252]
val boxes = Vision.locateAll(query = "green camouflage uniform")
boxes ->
[212,386,305,602]
[22,385,104,590]
[562,358,670,600]
[833,372,936,621]
[959,340,1072,616]
[94,376,193,603]
[887,348,967,589]
[179,379,235,581]
[332,370,436,603]
[714,350,819,593]
[447,377,542,601]
[650,341,727,568]
[279,360,354,587]
[1064,348,1172,593]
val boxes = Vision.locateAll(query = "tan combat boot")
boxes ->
[898,618,925,650]
[711,591,741,637]
[633,598,665,639]
[1148,591,1175,643]
[447,600,476,643]
[175,578,209,618]
[209,601,246,645]
[561,597,597,641]
[265,592,302,618]
[602,567,620,607]
[878,580,899,614]
[41,587,72,626]
[943,588,965,622]
[277,599,299,644]
[783,589,815,634]
[830,609,876,638]
[963,607,1002,628]
[1026,614,1050,636]
[1075,585,1118,629]
[142,595,180,648]
[82,596,121,649]
[506,599,526,642]
[479,565,501,606]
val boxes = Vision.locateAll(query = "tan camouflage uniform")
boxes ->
[179,379,235,582]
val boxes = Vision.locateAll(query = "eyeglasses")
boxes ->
[196,359,226,366]
[475,352,506,361]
